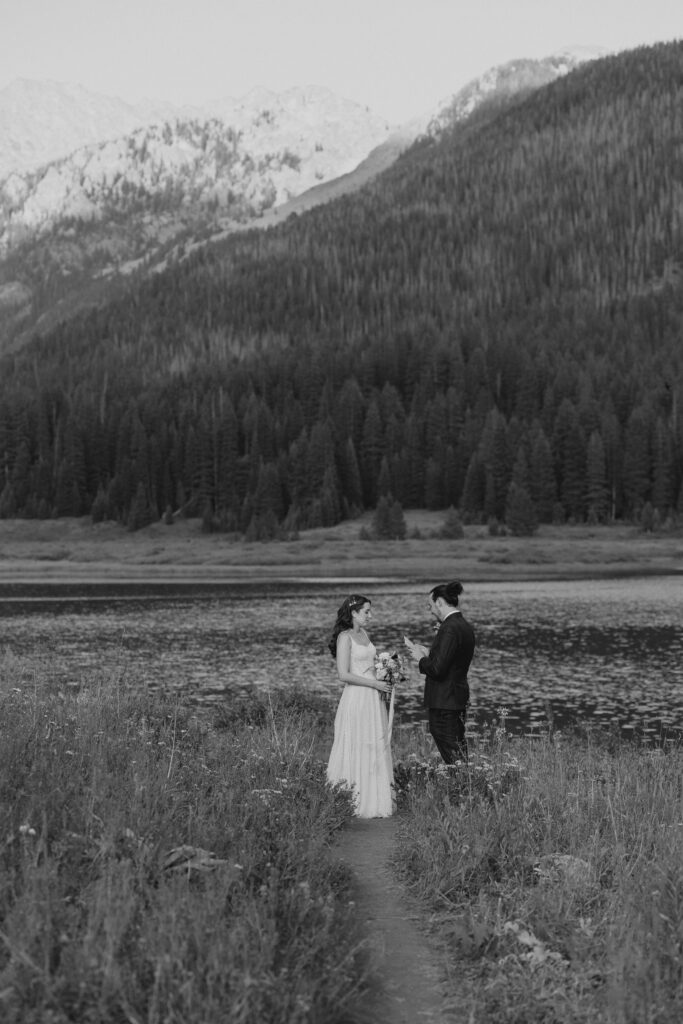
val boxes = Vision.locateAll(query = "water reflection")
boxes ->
[0,576,681,740]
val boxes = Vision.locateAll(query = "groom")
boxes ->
[405,581,475,764]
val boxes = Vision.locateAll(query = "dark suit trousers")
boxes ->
[428,708,468,764]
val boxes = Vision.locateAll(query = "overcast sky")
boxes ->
[2,0,682,122]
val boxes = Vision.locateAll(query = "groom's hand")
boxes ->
[404,637,428,662]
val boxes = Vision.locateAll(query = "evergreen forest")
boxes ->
[1,42,682,536]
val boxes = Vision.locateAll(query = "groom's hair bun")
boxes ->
[431,581,463,606]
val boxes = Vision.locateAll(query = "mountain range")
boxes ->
[1,41,680,533]
[0,47,602,352]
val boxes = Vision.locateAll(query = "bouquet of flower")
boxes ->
[375,650,407,706]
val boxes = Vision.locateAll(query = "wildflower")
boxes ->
[19,824,36,837]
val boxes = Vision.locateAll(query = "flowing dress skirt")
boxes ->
[327,684,395,818]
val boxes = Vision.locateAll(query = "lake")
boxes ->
[0,575,681,741]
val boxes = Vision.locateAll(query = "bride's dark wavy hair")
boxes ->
[328,594,371,657]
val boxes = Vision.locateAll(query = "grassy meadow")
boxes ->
[391,721,683,1023]
[1,653,682,1023]
[0,660,365,1024]
[0,514,681,582]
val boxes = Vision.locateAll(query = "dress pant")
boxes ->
[428,707,467,764]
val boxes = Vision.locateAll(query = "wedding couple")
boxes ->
[326,582,475,818]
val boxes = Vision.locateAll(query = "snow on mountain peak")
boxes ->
[551,44,611,63]
[404,45,607,136]
[0,78,184,180]
[0,78,391,183]
[0,79,394,265]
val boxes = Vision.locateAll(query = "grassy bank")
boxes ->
[0,514,682,582]
[391,721,683,1023]
[0,659,366,1024]
[2,659,682,1023]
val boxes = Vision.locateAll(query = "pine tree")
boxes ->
[505,482,539,536]
[464,347,489,407]
[215,399,239,514]
[9,438,32,509]
[651,417,674,513]
[586,430,610,522]
[561,422,587,520]
[552,399,577,512]
[333,377,366,448]
[373,495,393,539]
[201,500,216,533]
[639,501,655,533]
[128,481,155,531]
[461,452,486,523]
[388,498,407,539]
[439,506,465,539]
[338,437,363,510]
[90,485,109,523]
[377,456,392,498]
[320,465,342,526]
[253,461,284,519]
[424,457,443,509]
[0,481,17,518]
[307,420,335,496]
[287,430,310,510]
[480,409,511,521]
[360,400,384,506]
[443,443,463,508]
[402,414,425,508]
[599,408,622,521]
[54,461,81,516]
[510,445,530,493]
[622,406,652,517]
[515,357,540,422]
[483,467,497,523]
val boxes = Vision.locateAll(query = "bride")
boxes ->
[326,594,396,818]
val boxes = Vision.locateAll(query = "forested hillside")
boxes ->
[1,43,682,535]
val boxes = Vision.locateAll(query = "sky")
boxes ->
[2,0,682,122]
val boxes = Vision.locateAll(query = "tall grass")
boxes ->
[4,654,682,1024]
[0,655,367,1024]
[391,718,683,1023]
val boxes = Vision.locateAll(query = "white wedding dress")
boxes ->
[327,634,396,818]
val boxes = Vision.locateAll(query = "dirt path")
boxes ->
[334,817,454,1024]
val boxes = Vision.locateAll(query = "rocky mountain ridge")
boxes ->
[0,47,603,350]
[0,78,392,180]
[425,45,607,133]
[0,84,393,249]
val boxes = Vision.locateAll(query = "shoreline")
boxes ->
[0,513,681,586]
[0,565,681,588]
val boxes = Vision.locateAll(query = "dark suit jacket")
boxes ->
[419,611,475,710]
